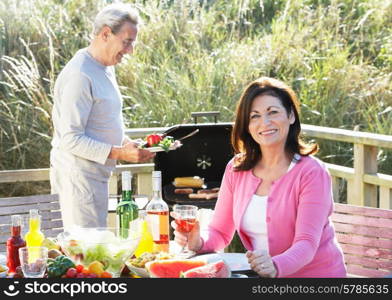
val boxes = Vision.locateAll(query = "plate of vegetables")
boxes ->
[139,134,182,153]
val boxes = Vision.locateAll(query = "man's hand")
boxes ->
[122,136,133,146]
[109,141,155,163]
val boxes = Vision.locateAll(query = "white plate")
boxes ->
[0,265,8,278]
[194,253,250,272]
[125,261,150,278]
[145,142,182,153]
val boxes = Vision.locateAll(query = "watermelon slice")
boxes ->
[146,259,207,278]
[181,260,231,278]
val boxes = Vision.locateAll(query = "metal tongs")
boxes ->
[177,129,199,141]
[161,127,199,142]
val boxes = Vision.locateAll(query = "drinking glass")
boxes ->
[18,246,48,278]
[173,205,198,257]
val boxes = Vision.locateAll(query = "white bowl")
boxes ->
[0,265,9,278]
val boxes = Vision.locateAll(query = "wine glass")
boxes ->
[18,246,48,278]
[173,205,198,258]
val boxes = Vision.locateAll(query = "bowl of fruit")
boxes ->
[57,227,141,277]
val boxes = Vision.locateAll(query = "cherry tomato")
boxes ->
[75,265,84,273]
[146,134,162,147]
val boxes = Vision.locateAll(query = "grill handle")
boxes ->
[191,111,220,124]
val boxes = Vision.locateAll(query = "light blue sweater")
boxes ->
[51,48,124,181]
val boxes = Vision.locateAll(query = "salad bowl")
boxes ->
[57,227,141,277]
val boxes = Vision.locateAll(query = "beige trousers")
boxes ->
[50,167,109,230]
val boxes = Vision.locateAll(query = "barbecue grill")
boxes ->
[154,112,234,209]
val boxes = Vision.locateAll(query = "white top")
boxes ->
[241,155,299,251]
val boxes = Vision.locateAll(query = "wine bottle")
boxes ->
[146,171,169,253]
[116,171,139,238]
[6,215,26,274]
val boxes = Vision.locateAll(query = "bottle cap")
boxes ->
[11,215,22,226]
[122,171,132,190]
[152,171,162,192]
[152,171,161,178]
[29,209,39,218]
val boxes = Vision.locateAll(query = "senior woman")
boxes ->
[172,77,347,278]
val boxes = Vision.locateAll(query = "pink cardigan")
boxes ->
[200,155,347,278]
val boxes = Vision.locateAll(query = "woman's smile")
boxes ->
[259,129,278,136]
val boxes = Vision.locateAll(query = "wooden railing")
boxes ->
[301,124,392,209]
[0,164,154,200]
[1,124,392,209]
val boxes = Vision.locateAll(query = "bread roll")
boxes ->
[174,176,204,188]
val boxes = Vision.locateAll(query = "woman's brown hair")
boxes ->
[231,77,318,171]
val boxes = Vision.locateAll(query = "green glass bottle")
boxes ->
[116,171,138,238]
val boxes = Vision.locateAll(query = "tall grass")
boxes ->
[0,0,391,196]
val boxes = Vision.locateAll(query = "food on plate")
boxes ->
[189,193,218,200]
[146,259,207,278]
[146,134,163,147]
[174,176,204,188]
[180,260,231,278]
[138,134,180,152]
[174,188,194,194]
[127,252,174,269]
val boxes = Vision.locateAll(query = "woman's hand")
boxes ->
[170,212,202,252]
[246,250,277,278]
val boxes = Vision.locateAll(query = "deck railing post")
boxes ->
[380,186,392,209]
[346,178,355,205]
[137,172,152,199]
[109,173,118,197]
[331,176,340,203]
[353,143,378,207]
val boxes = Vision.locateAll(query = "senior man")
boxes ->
[50,3,154,229]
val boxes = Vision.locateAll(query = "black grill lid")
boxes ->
[154,123,233,188]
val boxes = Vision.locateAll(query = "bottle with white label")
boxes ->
[146,171,169,253]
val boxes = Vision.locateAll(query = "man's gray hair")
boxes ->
[92,3,140,36]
